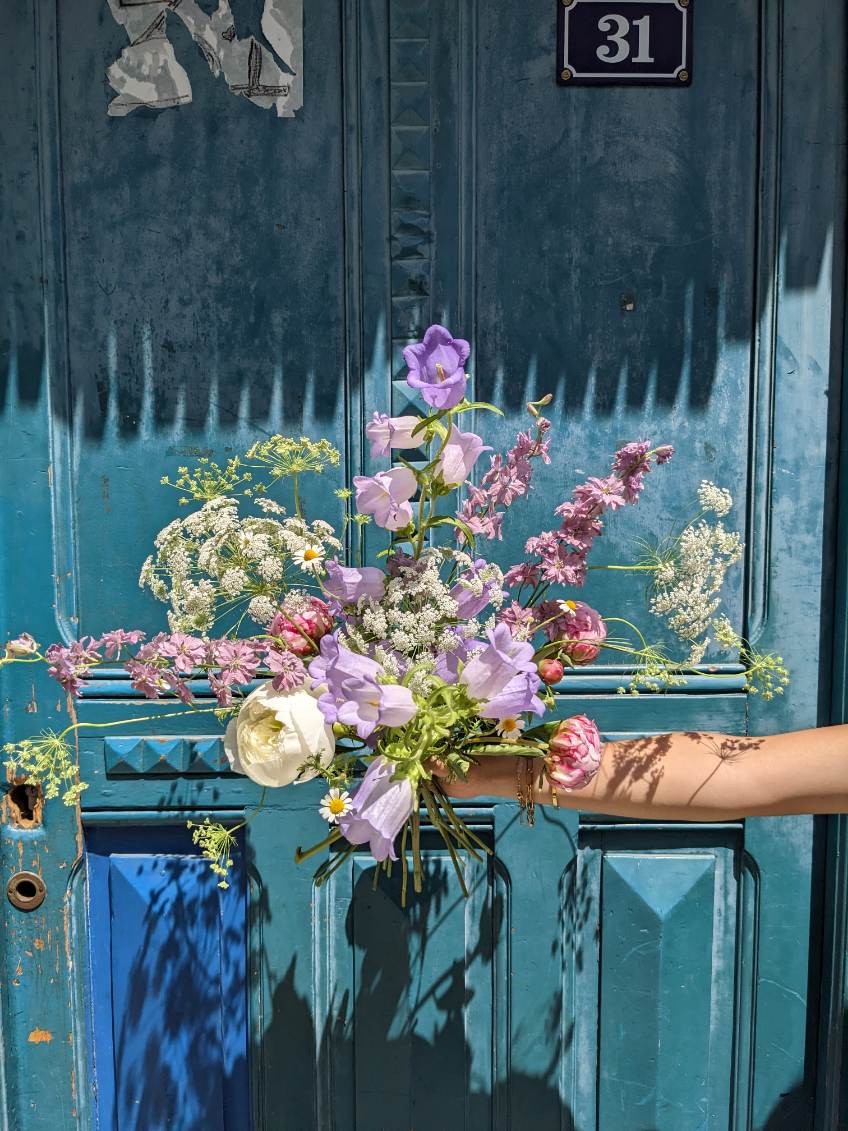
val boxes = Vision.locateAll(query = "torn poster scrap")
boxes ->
[105,0,303,119]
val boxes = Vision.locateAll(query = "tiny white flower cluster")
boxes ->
[343,550,461,664]
[697,480,733,518]
[649,500,743,644]
[139,497,342,632]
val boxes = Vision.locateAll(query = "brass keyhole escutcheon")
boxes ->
[7,871,46,912]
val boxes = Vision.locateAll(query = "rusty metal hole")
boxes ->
[7,871,46,912]
[7,783,43,828]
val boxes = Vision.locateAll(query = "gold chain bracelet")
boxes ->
[516,756,536,827]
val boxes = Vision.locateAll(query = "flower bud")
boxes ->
[546,714,602,791]
[537,657,564,685]
[5,633,39,657]
[269,597,334,657]
[543,600,606,665]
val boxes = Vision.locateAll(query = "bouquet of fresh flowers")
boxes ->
[2,325,787,899]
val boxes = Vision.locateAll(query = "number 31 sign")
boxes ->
[557,0,693,85]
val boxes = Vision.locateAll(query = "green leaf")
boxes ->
[411,411,447,438]
[454,400,504,417]
[427,514,477,547]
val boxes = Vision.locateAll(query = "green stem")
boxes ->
[57,705,225,743]
[431,781,493,857]
[587,563,657,571]
[295,827,342,863]
[227,787,268,835]
[421,787,468,898]
[400,821,410,907]
[411,801,422,893]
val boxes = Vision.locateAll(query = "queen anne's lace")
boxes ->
[139,497,342,632]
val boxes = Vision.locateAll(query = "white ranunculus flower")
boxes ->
[223,683,335,788]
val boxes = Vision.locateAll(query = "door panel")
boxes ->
[1,1,845,1129]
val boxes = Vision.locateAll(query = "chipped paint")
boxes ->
[27,1028,53,1044]
[105,0,303,119]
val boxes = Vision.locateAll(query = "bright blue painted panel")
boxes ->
[84,826,249,1131]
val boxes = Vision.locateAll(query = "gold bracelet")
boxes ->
[516,756,536,827]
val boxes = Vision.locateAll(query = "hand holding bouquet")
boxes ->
[2,325,788,898]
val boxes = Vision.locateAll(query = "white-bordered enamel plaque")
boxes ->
[557,0,692,86]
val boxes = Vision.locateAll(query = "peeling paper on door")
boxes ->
[105,0,303,119]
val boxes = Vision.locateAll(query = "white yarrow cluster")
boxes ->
[697,480,733,518]
[649,509,743,643]
[342,550,460,660]
[139,496,342,632]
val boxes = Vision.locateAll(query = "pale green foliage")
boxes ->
[3,731,87,805]
[186,817,238,889]
[246,435,341,480]
[713,616,789,700]
[161,456,255,503]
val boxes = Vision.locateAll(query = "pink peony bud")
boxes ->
[537,657,564,685]
[269,597,334,657]
[546,714,602,791]
[543,600,607,665]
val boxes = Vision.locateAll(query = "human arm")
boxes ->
[437,725,848,820]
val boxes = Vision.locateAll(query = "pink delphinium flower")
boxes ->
[572,476,627,513]
[456,414,551,542]
[498,601,538,639]
[207,639,262,685]
[157,632,207,675]
[263,646,307,691]
[45,638,102,696]
[125,659,166,699]
[538,600,607,665]
[94,628,146,659]
[546,715,602,791]
[506,439,673,588]
[503,562,541,589]
[353,467,418,531]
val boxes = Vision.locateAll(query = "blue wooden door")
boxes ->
[1,1,846,1128]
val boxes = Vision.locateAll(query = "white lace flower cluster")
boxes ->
[139,497,342,632]
[649,483,743,644]
[341,551,470,687]
[697,480,733,517]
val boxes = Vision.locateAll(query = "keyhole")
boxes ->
[7,871,47,911]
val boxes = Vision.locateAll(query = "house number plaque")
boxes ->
[557,0,693,86]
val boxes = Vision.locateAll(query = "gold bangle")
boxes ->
[516,756,536,827]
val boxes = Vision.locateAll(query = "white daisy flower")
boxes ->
[292,545,326,574]
[319,788,353,824]
[496,716,526,742]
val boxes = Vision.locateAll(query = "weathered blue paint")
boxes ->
[83,826,249,1131]
[1,1,846,1130]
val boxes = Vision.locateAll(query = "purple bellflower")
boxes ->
[338,756,415,861]
[403,324,470,410]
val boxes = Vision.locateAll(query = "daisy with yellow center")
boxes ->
[319,787,353,824]
[292,545,325,574]
[496,716,526,742]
